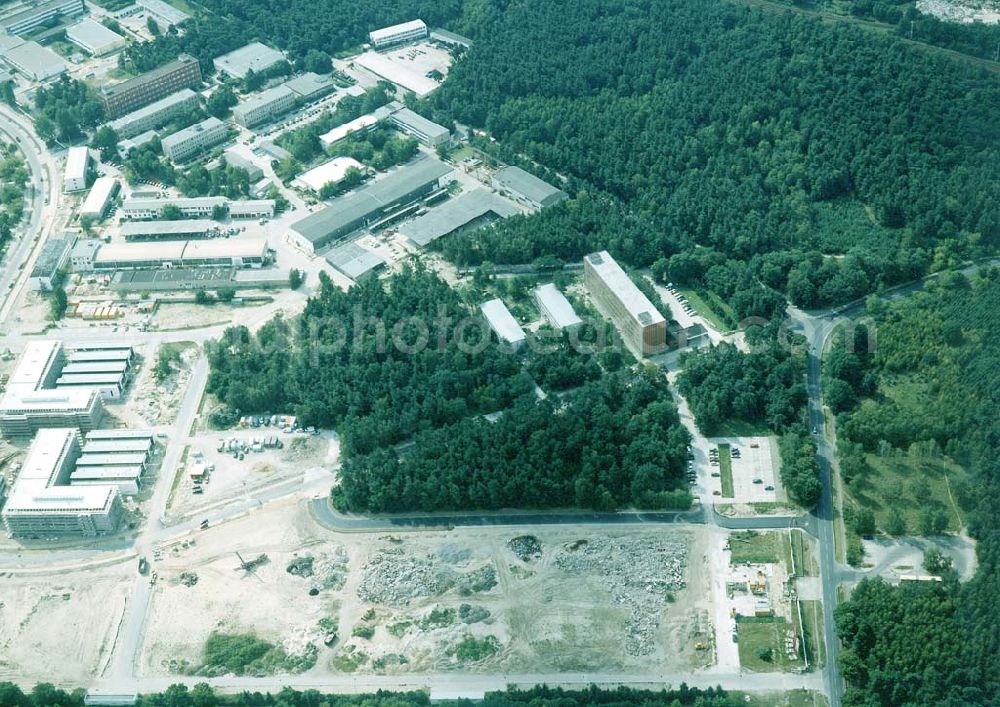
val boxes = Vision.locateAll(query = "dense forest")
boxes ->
[428,0,999,310]
[0,683,752,707]
[33,77,104,144]
[335,371,692,512]
[834,271,1000,705]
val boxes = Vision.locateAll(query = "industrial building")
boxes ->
[368,19,428,48]
[137,0,189,27]
[287,156,452,253]
[325,240,385,280]
[319,102,400,147]
[354,51,439,98]
[480,298,526,350]
[121,196,225,220]
[534,283,583,331]
[161,116,228,163]
[213,42,284,79]
[399,188,518,248]
[79,177,119,221]
[100,54,202,119]
[583,251,666,356]
[228,199,274,219]
[232,84,296,128]
[109,88,200,139]
[292,156,365,194]
[223,150,263,180]
[283,72,336,102]
[0,0,84,36]
[2,40,66,80]
[29,234,71,291]
[65,18,125,56]
[491,166,568,209]
[69,239,101,270]
[1,428,123,539]
[430,28,472,47]
[89,238,270,271]
[55,344,134,399]
[121,219,220,241]
[390,107,449,147]
[63,146,89,193]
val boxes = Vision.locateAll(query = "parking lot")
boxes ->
[691,435,782,504]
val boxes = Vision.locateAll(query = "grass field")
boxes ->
[676,286,733,332]
[719,443,734,498]
[737,616,806,672]
[729,530,784,565]
[742,690,829,707]
[789,529,817,577]
[797,599,824,669]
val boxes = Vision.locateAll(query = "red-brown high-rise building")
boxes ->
[100,54,202,119]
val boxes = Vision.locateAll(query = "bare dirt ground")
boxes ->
[0,561,133,684]
[111,343,197,428]
[141,503,715,678]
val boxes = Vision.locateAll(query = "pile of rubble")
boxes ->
[507,535,543,561]
[458,564,497,593]
[179,572,198,587]
[555,536,688,656]
[359,551,459,605]
[286,556,315,578]
[310,550,349,593]
[134,347,198,426]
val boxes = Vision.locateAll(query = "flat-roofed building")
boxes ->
[287,156,452,253]
[68,350,134,364]
[7,340,65,393]
[82,438,152,455]
[228,199,274,219]
[1,40,66,80]
[480,298,526,351]
[69,466,142,496]
[137,0,188,27]
[283,72,335,102]
[400,188,518,248]
[100,54,201,119]
[117,129,158,158]
[77,452,147,469]
[491,166,568,209]
[121,196,225,220]
[232,84,296,128]
[583,250,666,356]
[161,116,228,163]
[0,387,104,436]
[369,19,427,48]
[109,88,199,138]
[92,237,269,270]
[222,150,263,180]
[319,103,399,147]
[430,28,472,48]
[121,219,219,241]
[29,235,71,291]
[79,177,119,221]
[292,156,365,193]
[63,146,89,192]
[86,428,155,442]
[325,240,385,280]
[179,237,269,267]
[69,239,100,271]
[1,0,84,36]
[66,18,125,56]
[390,107,449,147]
[354,51,438,98]
[55,372,127,399]
[62,361,130,376]
[534,283,582,331]
[213,42,284,79]
[2,427,123,538]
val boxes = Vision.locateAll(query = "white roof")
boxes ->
[121,219,219,237]
[123,196,226,212]
[86,429,155,441]
[7,340,61,394]
[71,466,143,481]
[213,42,284,79]
[480,298,525,345]
[0,386,98,413]
[79,177,117,217]
[65,146,89,182]
[319,102,400,146]
[585,251,665,326]
[293,156,365,192]
[66,18,124,52]
[354,52,439,98]
[182,237,267,260]
[95,241,185,264]
[369,19,426,43]
[534,283,582,329]
[227,199,274,214]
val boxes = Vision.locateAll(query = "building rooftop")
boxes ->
[62,361,130,375]
[101,54,198,99]
[71,465,143,480]
[121,219,219,237]
[283,72,335,99]
[480,298,526,346]
[69,238,100,261]
[1,0,83,32]
[123,195,226,212]
[86,429,155,440]
[7,340,61,394]
[213,42,284,79]
[30,235,71,279]
[109,88,198,134]
[391,107,449,141]
[0,386,98,413]
[400,189,518,247]
[319,103,400,146]
[492,166,567,206]
[161,116,225,150]
[82,439,151,454]
[534,283,583,329]
[369,19,427,44]
[65,146,88,180]
[429,28,472,47]
[354,51,439,98]
[137,0,189,25]
[67,350,132,363]
[293,156,365,193]
[66,18,124,51]
[77,453,147,467]
[237,84,294,113]
[325,240,385,280]
[80,177,118,216]
[181,237,267,260]
[585,251,665,326]
[5,40,66,78]
[289,156,451,244]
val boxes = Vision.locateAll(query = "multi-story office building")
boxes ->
[109,88,199,139]
[121,196,226,220]
[534,283,583,331]
[232,85,296,128]
[161,116,228,163]
[63,146,89,192]
[100,54,202,119]
[2,428,123,539]
[0,0,84,36]
[480,298,526,351]
[389,107,449,147]
[78,177,119,221]
[491,166,568,209]
[368,19,427,48]
[583,250,666,356]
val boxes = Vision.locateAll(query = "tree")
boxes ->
[194,289,214,305]
[154,346,182,382]
[886,509,907,537]
[300,49,332,74]
[756,646,773,663]
[923,546,953,575]
[1,80,16,108]
[206,85,238,119]
[161,205,183,220]
[146,15,161,35]
[288,268,303,290]
[216,287,236,302]
[853,508,876,536]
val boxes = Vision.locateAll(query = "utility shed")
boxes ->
[491,166,568,209]
[480,298,526,350]
[534,283,582,330]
